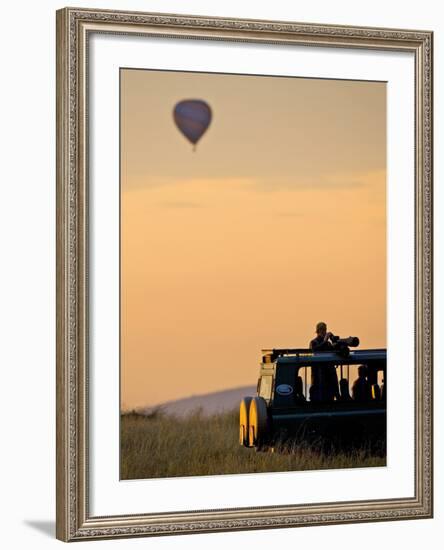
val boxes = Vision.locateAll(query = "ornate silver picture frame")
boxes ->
[56,7,433,541]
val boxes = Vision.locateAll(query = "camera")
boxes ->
[330,335,359,347]
[329,335,360,355]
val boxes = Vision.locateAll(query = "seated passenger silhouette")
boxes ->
[351,365,372,401]
[339,377,352,400]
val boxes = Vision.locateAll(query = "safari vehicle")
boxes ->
[239,339,386,451]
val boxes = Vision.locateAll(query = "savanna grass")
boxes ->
[120,408,386,480]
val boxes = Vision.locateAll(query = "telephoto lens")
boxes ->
[340,336,359,347]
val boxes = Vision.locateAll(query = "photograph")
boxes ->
[119,68,387,480]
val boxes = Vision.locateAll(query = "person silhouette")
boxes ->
[309,322,339,401]
[351,365,371,401]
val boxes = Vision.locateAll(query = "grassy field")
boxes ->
[120,408,386,480]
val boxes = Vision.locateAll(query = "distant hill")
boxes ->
[135,385,256,417]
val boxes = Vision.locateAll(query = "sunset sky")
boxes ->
[120,69,386,410]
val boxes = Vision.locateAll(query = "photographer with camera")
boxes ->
[310,323,360,355]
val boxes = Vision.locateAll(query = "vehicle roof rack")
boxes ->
[261,348,314,362]
[261,347,386,364]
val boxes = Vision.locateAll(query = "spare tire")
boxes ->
[239,396,253,446]
[248,396,270,449]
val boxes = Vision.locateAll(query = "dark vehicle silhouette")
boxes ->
[239,345,386,451]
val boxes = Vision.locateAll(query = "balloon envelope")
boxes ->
[173,100,212,145]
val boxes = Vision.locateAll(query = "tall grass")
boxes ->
[120,408,385,480]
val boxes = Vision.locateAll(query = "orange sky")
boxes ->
[120,69,386,410]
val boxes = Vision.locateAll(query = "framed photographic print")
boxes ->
[56,7,433,541]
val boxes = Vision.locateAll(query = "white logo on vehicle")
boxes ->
[276,384,293,396]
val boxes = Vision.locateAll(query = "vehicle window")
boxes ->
[377,370,384,386]
[301,366,311,400]
[298,363,385,403]
[348,365,360,386]
[259,375,273,400]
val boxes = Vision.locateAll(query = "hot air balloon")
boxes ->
[173,99,212,150]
